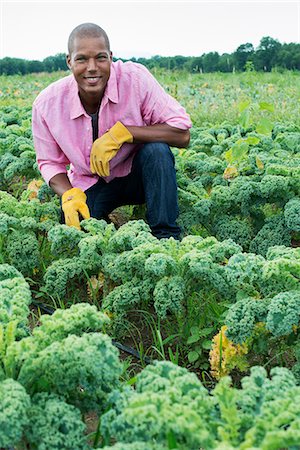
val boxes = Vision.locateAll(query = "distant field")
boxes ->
[1,69,299,126]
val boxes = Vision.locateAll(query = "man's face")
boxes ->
[67,35,112,102]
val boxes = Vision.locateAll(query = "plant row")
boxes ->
[1,265,300,449]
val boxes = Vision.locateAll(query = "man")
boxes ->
[32,23,192,239]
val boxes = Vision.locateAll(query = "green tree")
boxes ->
[43,53,67,72]
[185,56,203,72]
[254,36,281,71]
[233,43,254,71]
[277,43,300,70]
[202,52,220,72]
[218,53,234,72]
[26,60,44,73]
[0,57,26,75]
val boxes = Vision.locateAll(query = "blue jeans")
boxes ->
[84,142,181,239]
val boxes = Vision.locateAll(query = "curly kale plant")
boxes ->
[210,365,300,449]
[238,366,300,449]
[45,216,300,327]
[30,302,110,349]
[0,190,60,223]
[6,300,121,413]
[225,252,265,297]
[225,297,268,344]
[0,213,45,276]
[18,332,122,413]
[0,378,31,449]
[225,245,300,300]
[0,263,31,337]
[43,218,300,332]
[101,361,300,450]
[249,213,291,257]
[107,219,153,252]
[223,244,300,350]
[262,245,300,297]
[211,214,254,250]
[103,232,241,320]
[3,150,39,182]
[266,290,300,337]
[47,224,85,258]
[259,174,293,203]
[225,290,300,345]
[101,360,215,450]
[0,265,122,448]
[25,393,88,450]
[43,220,116,297]
[284,197,300,232]
[176,126,300,252]
[6,228,40,275]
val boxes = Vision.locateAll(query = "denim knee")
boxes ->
[137,142,175,166]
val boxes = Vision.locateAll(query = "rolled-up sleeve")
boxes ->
[136,65,192,130]
[32,104,70,185]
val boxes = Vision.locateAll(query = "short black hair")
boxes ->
[68,23,110,55]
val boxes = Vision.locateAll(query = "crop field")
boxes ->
[1,69,300,449]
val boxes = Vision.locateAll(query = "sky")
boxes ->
[0,0,299,60]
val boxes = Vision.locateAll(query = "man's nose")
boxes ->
[87,58,97,71]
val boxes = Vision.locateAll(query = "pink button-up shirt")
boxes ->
[32,60,192,191]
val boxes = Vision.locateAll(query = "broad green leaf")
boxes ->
[224,148,233,163]
[188,350,200,363]
[240,109,250,129]
[199,326,215,337]
[202,339,212,350]
[256,117,273,136]
[231,141,249,161]
[244,136,260,146]
[187,334,200,344]
[238,99,251,113]
[190,326,199,335]
[259,101,275,112]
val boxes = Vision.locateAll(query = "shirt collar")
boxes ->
[69,63,119,120]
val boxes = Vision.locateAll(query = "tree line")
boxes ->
[0,36,299,76]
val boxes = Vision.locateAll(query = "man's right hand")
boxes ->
[90,121,133,177]
[61,187,90,229]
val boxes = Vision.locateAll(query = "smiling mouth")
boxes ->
[83,76,102,86]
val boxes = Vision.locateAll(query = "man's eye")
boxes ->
[97,55,108,60]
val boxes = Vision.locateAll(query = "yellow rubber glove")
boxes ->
[90,121,133,177]
[62,187,90,230]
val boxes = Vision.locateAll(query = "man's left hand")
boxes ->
[90,121,133,177]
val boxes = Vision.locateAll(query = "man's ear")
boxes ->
[66,54,72,70]
[109,51,113,62]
